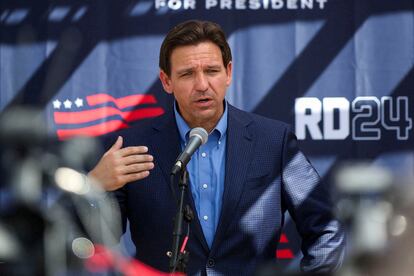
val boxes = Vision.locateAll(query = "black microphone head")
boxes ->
[189,127,208,145]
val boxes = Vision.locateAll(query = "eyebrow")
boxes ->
[177,65,222,75]
[205,65,222,70]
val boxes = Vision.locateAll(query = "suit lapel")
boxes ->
[148,113,180,187]
[149,112,210,253]
[211,105,254,254]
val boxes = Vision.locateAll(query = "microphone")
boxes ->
[171,127,208,175]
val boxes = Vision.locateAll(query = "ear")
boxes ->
[225,61,232,87]
[159,70,173,94]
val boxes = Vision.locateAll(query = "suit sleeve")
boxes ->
[96,134,129,240]
[281,127,346,272]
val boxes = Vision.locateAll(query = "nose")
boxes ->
[194,72,209,92]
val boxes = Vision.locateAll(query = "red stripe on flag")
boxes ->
[54,107,164,124]
[86,93,157,108]
[56,120,128,140]
[126,107,164,121]
[276,249,294,259]
[279,233,288,243]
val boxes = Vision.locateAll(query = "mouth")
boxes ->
[197,98,210,103]
[194,98,213,107]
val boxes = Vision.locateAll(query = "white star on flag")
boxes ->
[63,99,72,109]
[53,99,61,109]
[74,97,84,108]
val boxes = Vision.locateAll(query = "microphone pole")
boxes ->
[168,128,207,273]
[169,169,192,273]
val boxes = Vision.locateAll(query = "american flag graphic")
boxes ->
[52,93,165,140]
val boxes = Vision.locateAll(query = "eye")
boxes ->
[180,71,193,77]
[206,68,220,74]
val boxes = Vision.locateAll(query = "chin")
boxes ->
[197,109,216,118]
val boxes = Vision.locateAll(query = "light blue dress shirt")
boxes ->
[174,102,228,248]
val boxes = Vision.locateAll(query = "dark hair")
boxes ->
[159,20,232,76]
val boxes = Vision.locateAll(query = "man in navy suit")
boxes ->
[89,20,345,275]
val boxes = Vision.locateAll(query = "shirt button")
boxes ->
[203,215,208,221]
[202,184,208,189]
[218,141,221,145]
[207,258,215,267]
[201,152,207,157]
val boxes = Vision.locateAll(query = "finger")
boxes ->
[118,146,149,157]
[121,154,154,166]
[106,136,123,154]
[121,162,154,174]
[121,171,151,183]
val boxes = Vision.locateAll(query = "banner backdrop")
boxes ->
[1,0,413,270]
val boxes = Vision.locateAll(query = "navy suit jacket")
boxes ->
[104,104,345,275]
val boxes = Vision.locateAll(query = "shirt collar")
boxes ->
[174,101,228,143]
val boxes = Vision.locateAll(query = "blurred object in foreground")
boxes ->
[334,162,414,276]
[335,163,393,257]
[0,106,171,275]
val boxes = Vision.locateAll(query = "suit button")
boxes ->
[207,258,215,267]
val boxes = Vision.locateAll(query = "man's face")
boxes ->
[159,41,232,130]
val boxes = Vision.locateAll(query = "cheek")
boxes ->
[211,80,228,97]
[173,86,191,104]
[173,81,191,94]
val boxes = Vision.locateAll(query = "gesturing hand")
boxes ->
[88,136,154,191]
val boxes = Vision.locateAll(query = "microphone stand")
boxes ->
[169,169,193,273]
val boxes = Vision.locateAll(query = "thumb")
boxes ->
[107,136,123,153]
